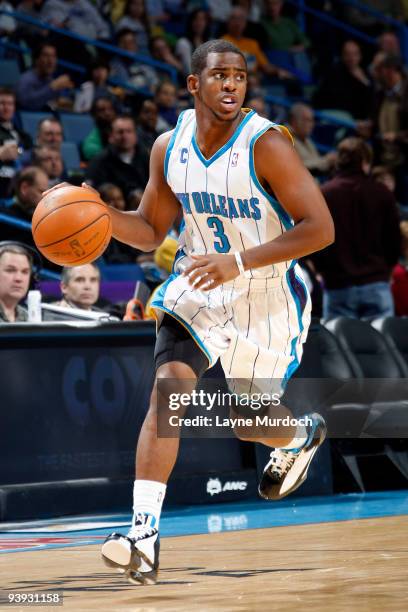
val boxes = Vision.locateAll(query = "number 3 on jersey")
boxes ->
[207,217,231,253]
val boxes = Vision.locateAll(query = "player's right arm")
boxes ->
[44,132,181,252]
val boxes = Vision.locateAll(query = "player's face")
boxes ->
[194,52,247,122]
[61,264,100,309]
[0,253,31,304]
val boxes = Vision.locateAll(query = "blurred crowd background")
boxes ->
[0,0,407,322]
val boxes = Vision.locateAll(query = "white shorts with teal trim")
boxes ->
[150,260,311,395]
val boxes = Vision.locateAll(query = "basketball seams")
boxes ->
[32,199,107,235]
[36,213,110,248]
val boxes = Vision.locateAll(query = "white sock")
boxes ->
[279,424,308,451]
[132,479,166,530]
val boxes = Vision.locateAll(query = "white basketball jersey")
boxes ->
[165,108,294,279]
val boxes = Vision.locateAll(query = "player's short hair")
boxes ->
[61,262,100,285]
[191,40,247,75]
[336,137,372,171]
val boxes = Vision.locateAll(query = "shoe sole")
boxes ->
[101,537,158,585]
[259,419,327,500]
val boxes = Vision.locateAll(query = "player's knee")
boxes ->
[156,361,196,380]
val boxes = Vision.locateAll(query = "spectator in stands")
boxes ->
[54,263,101,311]
[0,1,16,39]
[136,99,160,153]
[110,28,159,93]
[154,80,178,129]
[206,0,232,28]
[74,59,115,114]
[222,6,292,78]
[372,164,396,195]
[175,9,212,77]
[41,0,110,40]
[0,243,32,322]
[378,31,402,57]
[16,43,74,111]
[85,115,149,205]
[115,0,151,55]
[314,40,374,120]
[99,182,140,262]
[246,95,269,118]
[6,166,48,222]
[372,54,408,200]
[149,36,184,77]
[391,220,408,315]
[261,0,310,58]
[99,182,126,211]
[82,96,117,161]
[32,145,66,186]
[0,88,32,198]
[36,116,63,149]
[342,1,404,38]
[312,137,401,319]
[15,0,46,50]
[288,102,337,176]
[20,116,64,167]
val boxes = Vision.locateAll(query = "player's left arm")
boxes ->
[185,129,334,290]
[239,129,335,270]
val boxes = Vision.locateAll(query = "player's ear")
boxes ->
[187,74,199,95]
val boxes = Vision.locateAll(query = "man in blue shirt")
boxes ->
[16,43,74,111]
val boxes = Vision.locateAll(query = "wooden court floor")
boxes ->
[0,515,407,612]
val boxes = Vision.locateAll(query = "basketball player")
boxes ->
[46,40,334,585]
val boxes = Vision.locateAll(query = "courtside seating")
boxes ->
[371,317,408,371]
[325,317,408,378]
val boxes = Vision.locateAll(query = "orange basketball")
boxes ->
[32,185,112,266]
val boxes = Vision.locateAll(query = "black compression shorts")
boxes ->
[154,314,209,378]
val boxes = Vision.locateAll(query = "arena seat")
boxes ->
[60,141,81,171]
[317,325,360,379]
[60,113,94,144]
[325,317,408,378]
[0,59,21,87]
[371,317,408,371]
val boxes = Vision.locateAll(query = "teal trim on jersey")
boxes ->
[282,264,309,387]
[249,126,293,231]
[150,273,213,367]
[164,111,186,179]
[192,110,255,168]
[171,247,186,273]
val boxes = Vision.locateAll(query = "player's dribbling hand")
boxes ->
[183,254,239,291]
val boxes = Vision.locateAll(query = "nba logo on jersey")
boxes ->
[231,152,239,167]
